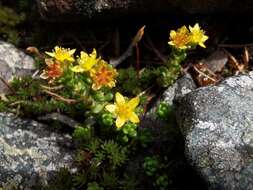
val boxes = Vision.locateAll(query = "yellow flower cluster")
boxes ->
[70,49,118,90]
[43,47,139,129]
[42,46,76,81]
[168,23,208,49]
[43,47,118,90]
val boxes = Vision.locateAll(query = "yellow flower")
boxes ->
[168,26,191,49]
[90,60,118,90]
[71,49,100,73]
[45,46,75,63]
[105,92,140,128]
[189,23,208,48]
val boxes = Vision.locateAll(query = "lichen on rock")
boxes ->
[0,113,76,189]
[175,72,253,190]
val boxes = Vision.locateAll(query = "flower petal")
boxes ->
[92,83,100,90]
[107,81,116,88]
[69,49,76,55]
[129,113,140,123]
[45,58,54,66]
[116,117,126,128]
[127,96,140,109]
[80,51,88,60]
[90,48,97,58]
[105,104,116,113]
[168,41,174,46]
[71,65,85,73]
[66,57,75,62]
[170,30,176,38]
[202,35,209,41]
[55,46,60,51]
[40,70,49,79]
[194,23,200,29]
[199,43,206,48]
[45,52,55,57]
[115,92,125,105]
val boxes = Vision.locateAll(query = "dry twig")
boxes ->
[192,65,217,82]
[110,26,145,67]
[43,89,77,104]
[223,48,249,74]
[0,75,15,94]
[40,84,64,91]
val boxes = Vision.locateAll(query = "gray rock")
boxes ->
[37,0,132,20]
[37,0,253,21]
[0,41,35,94]
[142,74,196,129]
[202,50,228,73]
[175,72,253,190]
[0,112,76,189]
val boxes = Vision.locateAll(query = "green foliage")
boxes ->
[156,101,173,120]
[72,137,130,189]
[143,156,172,190]
[117,67,156,96]
[73,125,92,142]
[0,4,25,44]
[42,168,74,190]
[101,140,128,169]
[99,112,114,127]
[117,53,184,94]
[11,76,43,100]
[156,50,185,88]
[0,101,8,112]
[137,128,154,148]
[101,172,118,188]
[120,122,138,143]
[155,174,170,190]
[87,182,104,190]
[4,76,88,118]
[143,156,159,176]
[118,174,138,190]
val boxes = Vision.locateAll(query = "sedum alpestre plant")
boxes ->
[0,23,208,189]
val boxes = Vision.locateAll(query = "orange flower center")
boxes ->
[173,33,189,47]
[116,104,132,119]
[47,63,63,78]
[93,65,114,85]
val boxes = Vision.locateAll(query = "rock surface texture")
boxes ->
[143,73,196,126]
[37,0,253,21]
[0,113,75,189]
[0,41,35,93]
[175,72,253,190]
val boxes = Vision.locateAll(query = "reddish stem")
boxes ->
[136,44,140,78]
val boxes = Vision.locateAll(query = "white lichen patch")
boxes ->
[195,120,217,131]
[0,137,47,161]
[225,75,253,89]
[217,86,225,92]
[248,71,253,79]
[0,113,75,187]
[180,86,193,96]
